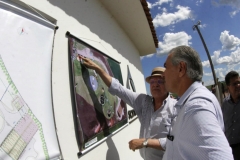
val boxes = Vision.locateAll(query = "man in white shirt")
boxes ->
[163,45,233,160]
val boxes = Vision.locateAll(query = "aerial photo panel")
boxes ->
[68,36,128,152]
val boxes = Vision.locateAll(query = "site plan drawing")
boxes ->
[0,56,49,160]
[0,3,60,159]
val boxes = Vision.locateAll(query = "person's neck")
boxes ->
[153,95,167,111]
[231,95,240,104]
[177,78,194,97]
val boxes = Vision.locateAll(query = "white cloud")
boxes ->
[203,78,214,86]
[212,0,240,17]
[203,67,226,85]
[217,55,233,65]
[202,47,240,67]
[230,10,240,17]
[196,0,204,6]
[214,67,226,79]
[220,30,240,50]
[203,69,212,76]
[229,47,240,64]
[157,32,192,56]
[228,63,240,73]
[150,0,173,8]
[153,5,194,28]
[202,31,240,68]
[202,50,230,67]
[202,61,210,67]
[147,1,152,9]
[141,53,155,59]
[162,7,168,12]
[168,24,175,31]
[211,50,221,64]
[202,50,221,67]
[203,63,240,86]
[203,57,240,85]
[212,0,240,9]
[199,23,207,29]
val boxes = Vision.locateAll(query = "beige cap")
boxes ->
[145,67,165,83]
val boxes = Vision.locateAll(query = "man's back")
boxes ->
[163,82,233,160]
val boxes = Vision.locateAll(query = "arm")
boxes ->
[80,56,112,87]
[128,138,164,151]
[81,55,143,110]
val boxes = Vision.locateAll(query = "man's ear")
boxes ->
[227,85,230,92]
[178,61,187,77]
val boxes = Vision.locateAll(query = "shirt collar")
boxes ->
[175,81,202,107]
[227,94,240,104]
[226,94,233,103]
[151,93,169,107]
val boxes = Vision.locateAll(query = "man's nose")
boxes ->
[152,81,160,86]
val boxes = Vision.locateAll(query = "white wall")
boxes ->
[20,0,148,159]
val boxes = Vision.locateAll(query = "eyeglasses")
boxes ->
[230,81,240,87]
[149,79,164,85]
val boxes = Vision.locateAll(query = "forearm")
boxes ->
[129,138,164,151]
[81,55,140,108]
[94,66,112,87]
[147,139,164,150]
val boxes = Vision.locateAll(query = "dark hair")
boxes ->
[225,71,239,86]
[169,45,203,81]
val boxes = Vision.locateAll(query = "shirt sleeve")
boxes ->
[159,138,167,150]
[108,77,144,111]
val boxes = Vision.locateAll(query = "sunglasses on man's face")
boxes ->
[229,81,240,87]
[149,79,164,85]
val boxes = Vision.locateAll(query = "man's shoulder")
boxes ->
[190,86,218,103]
[222,96,232,109]
[223,95,230,103]
[139,94,152,104]
[195,86,215,97]
[222,98,228,106]
[184,87,220,112]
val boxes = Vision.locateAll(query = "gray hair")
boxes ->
[169,45,203,81]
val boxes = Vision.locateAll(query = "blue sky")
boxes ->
[141,0,240,95]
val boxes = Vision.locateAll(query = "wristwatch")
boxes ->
[143,139,148,148]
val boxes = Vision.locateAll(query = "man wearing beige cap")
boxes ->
[81,56,177,160]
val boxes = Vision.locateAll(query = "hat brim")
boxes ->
[145,74,163,83]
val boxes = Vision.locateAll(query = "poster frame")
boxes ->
[66,32,129,157]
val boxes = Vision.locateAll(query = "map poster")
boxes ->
[68,35,128,153]
[0,2,60,160]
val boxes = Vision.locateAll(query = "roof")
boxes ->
[99,0,159,56]
[140,0,158,48]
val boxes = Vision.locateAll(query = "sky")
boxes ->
[141,0,240,95]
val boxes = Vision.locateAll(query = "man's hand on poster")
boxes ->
[78,55,98,70]
[128,138,145,151]
[78,55,112,87]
